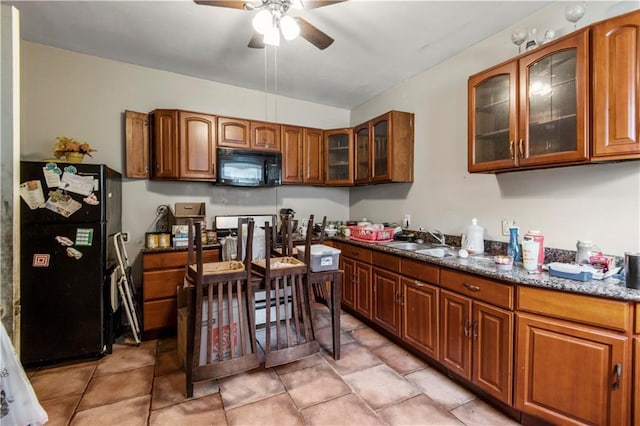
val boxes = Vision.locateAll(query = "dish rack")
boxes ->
[348,226,395,243]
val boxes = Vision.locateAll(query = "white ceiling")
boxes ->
[5,0,552,109]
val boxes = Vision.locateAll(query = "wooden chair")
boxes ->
[254,221,319,368]
[183,218,259,397]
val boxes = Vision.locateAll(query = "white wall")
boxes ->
[20,43,351,263]
[350,1,640,256]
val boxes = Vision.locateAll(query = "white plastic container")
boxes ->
[296,244,341,272]
[463,218,484,255]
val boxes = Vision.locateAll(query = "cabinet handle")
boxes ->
[463,282,480,292]
[463,319,470,337]
[519,139,524,159]
[472,320,478,340]
[509,140,514,160]
[212,163,216,176]
[613,363,622,389]
[415,280,426,288]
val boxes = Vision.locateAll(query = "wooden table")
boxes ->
[308,269,342,360]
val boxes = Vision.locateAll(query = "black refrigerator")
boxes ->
[19,161,122,366]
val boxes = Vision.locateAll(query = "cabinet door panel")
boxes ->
[440,290,472,379]
[356,261,372,319]
[281,125,303,184]
[324,128,353,186]
[518,31,589,166]
[303,128,323,184]
[354,123,370,184]
[472,301,513,404]
[371,116,390,182]
[143,269,184,300]
[515,312,630,425]
[151,109,179,178]
[593,10,640,159]
[372,268,400,335]
[402,278,439,359]
[635,338,640,426]
[179,111,216,180]
[251,121,280,151]
[125,110,149,178]
[144,299,176,331]
[341,257,356,309]
[218,117,250,148]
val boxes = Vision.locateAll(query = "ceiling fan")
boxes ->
[194,0,344,50]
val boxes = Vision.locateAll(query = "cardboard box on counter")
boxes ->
[175,202,206,225]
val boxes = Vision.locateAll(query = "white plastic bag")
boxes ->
[0,322,48,426]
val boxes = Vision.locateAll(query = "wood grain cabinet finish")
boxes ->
[402,278,439,360]
[281,125,303,184]
[150,109,179,179]
[515,312,631,425]
[218,117,250,149]
[635,337,640,426]
[592,9,640,160]
[303,127,324,184]
[142,248,219,335]
[354,111,414,183]
[372,267,402,336]
[439,281,514,404]
[468,30,589,172]
[335,242,372,319]
[149,109,216,181]
[324,128,354,186]
[125,110,149,178]
[251,120,280,151]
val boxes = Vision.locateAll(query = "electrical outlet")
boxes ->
[501,220,511,236]
[122,232,130,243]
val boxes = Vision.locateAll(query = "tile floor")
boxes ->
[28,306,520,425]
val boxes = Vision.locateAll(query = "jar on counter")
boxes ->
[145,232,159,249]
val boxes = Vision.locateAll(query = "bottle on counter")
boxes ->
[462,218,484,255]
[524,230,544,267]
[507,226,521,263]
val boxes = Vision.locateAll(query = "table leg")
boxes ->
[331,271,341,360]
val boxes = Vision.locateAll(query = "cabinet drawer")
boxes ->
[517,286,632,333]
[143,249,219,270]
[635,304,640,334]
[339,244,372,263]
[143,268,184,300]
[441,269,513,310]
[373,252,400,273]
[401,259,439,284]
[143,299,177,331]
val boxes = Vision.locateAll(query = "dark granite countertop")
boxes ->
[331,237,640,303]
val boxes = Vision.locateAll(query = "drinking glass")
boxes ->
[511,29,527,54]
[565,3,586,28]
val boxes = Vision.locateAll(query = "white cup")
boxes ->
[522,240,540,271]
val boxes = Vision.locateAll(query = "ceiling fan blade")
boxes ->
[248,32,265,48]
[193,1,251,9]
[302,1,345,10]
[294,17,334,50]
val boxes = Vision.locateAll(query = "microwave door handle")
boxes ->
[264,159,269,182]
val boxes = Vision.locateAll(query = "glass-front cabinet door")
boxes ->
[468,62,518,172]
[324,128,353,185]
[371,115,390,182]
[518,30,588,167]
[354,123,370,184]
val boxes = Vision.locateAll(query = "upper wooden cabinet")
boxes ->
[469,30,589,172]
[324,128,354,186]
[218,117,250,149]
[303,127,323,185]
[592,9,640,160]
[355,111,414,183]
[281,125,303,184]
[124,110,149,178]
[149,109,216,181]
[251,120,281,151]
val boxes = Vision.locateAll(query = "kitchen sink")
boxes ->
[383,242,430,251]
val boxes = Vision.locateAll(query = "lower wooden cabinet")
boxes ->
[372,267,401,335]
[341,255,372,319]
[440,289,513,404]
[635,337,639,426]
[142,247,219,336]
[402,278,439,360]
[515,312,631,425]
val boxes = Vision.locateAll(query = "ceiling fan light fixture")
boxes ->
[280,15,300,40]
[263,24,281,46]
[252,9,273,35]
[289,0,304,10]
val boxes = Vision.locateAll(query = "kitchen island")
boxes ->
[328,237,639,426]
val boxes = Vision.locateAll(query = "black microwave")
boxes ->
[217,148,282,187]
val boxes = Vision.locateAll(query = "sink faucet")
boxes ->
[420,228,446,246]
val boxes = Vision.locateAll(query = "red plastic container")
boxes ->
[348,226,395,243]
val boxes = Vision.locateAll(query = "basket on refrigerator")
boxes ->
[348,226,395,243]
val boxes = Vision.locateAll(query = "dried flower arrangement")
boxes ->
[53,136,96,159]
